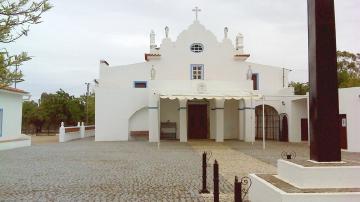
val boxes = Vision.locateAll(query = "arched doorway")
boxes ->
[279,113,289,142]
[255,105,280,140]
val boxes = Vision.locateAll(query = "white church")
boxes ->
[95,8,310,143]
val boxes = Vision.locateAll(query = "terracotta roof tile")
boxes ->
[0,86,29,94]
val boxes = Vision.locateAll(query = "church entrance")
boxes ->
[187,103,208,139]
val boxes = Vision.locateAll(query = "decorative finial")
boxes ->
[236,33,244,50]
[192,6,201,21]
[150,30,156,49]
[165,26,169,38]
[224,27,229,39]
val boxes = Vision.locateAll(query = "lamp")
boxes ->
[247,66,253,80]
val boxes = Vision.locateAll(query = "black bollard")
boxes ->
[213,160,219,202]
[234,176,242,202]
[200,152,210,193]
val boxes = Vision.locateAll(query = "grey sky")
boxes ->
[8,0,360,100]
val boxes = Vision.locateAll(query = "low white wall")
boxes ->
[59,123,95,143]
[0,139,31,151]
[339,87,360,152]
[278,160,360,189]
[249,174,360,202]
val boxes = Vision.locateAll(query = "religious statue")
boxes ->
[150,66,156,80]
[224,27,229,38]
[247,65,253,80]
[165,26,169,38]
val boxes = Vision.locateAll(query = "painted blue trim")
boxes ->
[190,64,204,80]
[0,108,3,137]
[133,81,147,88]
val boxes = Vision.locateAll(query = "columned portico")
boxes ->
[148,93,160,142]
[215,99,225,142]
[178,99,188,142]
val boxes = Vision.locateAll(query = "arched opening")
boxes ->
[255,105,280,140]
[128,107,148,141]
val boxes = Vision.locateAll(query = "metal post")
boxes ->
[213,160,219,202]
[262,96,265,150]
[200,152,210,193]
[250,95,254,144]
[234,176,242,202]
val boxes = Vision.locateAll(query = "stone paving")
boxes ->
[1,138,359,201]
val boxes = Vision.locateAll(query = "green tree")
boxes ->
[337,51,360,88]
[290,51,360,95]
[22,100,44,133]
[0,0,51,87]
[289,81,309,95]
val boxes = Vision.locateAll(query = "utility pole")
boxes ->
[85,82,91,125]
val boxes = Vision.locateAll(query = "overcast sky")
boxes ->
[8,0,360,100]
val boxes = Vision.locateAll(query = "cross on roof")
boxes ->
[192,6,201,21]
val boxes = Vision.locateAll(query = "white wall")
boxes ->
[339,87,360,152]
[0,91,23,138]
[129,107,149,132]
[289,98,307,142]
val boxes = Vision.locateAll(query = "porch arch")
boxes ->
[255,104,280,140]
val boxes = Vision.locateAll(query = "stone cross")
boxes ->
[192,6,201,21]
[308,0,341,162]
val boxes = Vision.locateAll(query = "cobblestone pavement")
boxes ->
[1,138,360,201]
[0,138,234,201]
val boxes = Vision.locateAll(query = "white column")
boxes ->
[80,122,85,138]
[59,122,65,143]
[239,99,245,140]
[179,99,188,142]
[148,93,160,142]
[244,98,256,143]
[215,99,225,142]
[262,97,265,149]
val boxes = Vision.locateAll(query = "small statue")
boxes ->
[224,27,229,38]
[165,26,169,38]
[150,67,156,80]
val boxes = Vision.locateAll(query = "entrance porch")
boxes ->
[148,93,262,143]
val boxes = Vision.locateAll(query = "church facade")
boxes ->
[95,12,308,143]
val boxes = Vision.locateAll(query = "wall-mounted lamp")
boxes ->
[282,101,286,106]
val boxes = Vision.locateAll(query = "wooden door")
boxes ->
[339,114,347,149]
[280,116,289,142]
[301,118,308,141]
[188,104,208,139]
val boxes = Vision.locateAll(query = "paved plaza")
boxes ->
[0,137,359,201]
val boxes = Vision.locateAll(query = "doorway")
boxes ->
[339,114,347,149]
[187,103,208,139]
[301,118,308,141]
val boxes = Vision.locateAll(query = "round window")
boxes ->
[190,43,204,53]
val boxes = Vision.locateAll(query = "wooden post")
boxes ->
[213,160,219,202]
[307,0,341,161]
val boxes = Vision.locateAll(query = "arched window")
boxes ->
[255,105,280,140]
[190,43,204,53]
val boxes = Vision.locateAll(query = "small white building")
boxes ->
[0,87,31,150]
[339,87,360,152]
[95,9,309,143]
